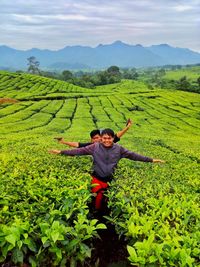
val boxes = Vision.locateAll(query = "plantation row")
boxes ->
[0,72,200,266]
[1,88,200,161]
[0,71,102,99]
[0,71,151,100]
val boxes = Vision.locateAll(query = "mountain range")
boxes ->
[0,41,200,70]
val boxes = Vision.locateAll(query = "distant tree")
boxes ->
[74,71,84,77]
[122,68,138,80]
[108,75,117,84]
[105,66,121,84]
[27,56,40,74]
[40,70,59,79]
[62,70,73,81]
[122,69,131,79]
[197,77,200,89]
[107,65,120,75]
[158,68,166,76]
[170,66,177,70]
[98,71,109,85]
[15,70,24,73]
[176,65,182,70]
[74,78,94,88]
[176,76,191,91]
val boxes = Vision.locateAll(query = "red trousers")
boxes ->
[91,177,109,210]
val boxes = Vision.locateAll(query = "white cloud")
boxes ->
[0,0,199,52]
[173,5,194,12]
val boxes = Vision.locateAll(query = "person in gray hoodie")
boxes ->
[49,128,164,210]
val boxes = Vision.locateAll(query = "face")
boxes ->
[91,134,101,143]
[101,134,114,147]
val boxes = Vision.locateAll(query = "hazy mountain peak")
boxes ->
[158,43,171,47]
[61,44,91,50]
[96,40,129,48]
[112,40,126,46]
[0,41,200,70]
[27,48,42,52]
[0,45,18,51]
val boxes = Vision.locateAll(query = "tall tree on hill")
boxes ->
[106,65,121,83]
[176,76,191,91]
[122,68,139,80]
[27,56,40,74]
[107,66,120,75]
[62,70,73,81]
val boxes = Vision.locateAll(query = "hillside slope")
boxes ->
[0,71,200,266]
[0,71,199,160]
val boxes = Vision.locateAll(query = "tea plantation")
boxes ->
[0,71,200,266]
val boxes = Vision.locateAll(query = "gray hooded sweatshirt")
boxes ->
[61,142,153,182]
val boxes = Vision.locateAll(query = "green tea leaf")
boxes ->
[12,248,23,264]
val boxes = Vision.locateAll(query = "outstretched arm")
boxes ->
[54,137,79,148]
[120,146,165,163]
[116,119,132,138]
[49,143,95,156]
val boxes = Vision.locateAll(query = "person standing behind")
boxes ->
[55,119,132,148]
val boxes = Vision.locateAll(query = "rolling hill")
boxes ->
[0,70,199,158]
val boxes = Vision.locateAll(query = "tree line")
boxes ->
[26,56,139,88]
[25,56,200,93]
[144,68,200,94]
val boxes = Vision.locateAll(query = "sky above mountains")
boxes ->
[0,0,199,52]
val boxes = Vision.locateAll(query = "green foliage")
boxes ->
[36,65,139,88]
[0,71,200,266]
[0,218,36,264]
[0,149,106,266]
[62,70,73,81]
[138,66,200,94]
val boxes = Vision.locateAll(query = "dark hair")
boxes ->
[101,128,115,137]
[90,129,100,138]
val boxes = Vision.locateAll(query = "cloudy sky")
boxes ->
[0,0,200,52]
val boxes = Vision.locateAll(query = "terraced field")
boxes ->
[0,71,200,266]
[164,66,200,81]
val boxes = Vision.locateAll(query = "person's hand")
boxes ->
[126,118,133,128]
[58,138,64,144]
[153,159,165,163]
[54,137,64,143]
[48,149,61,154]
